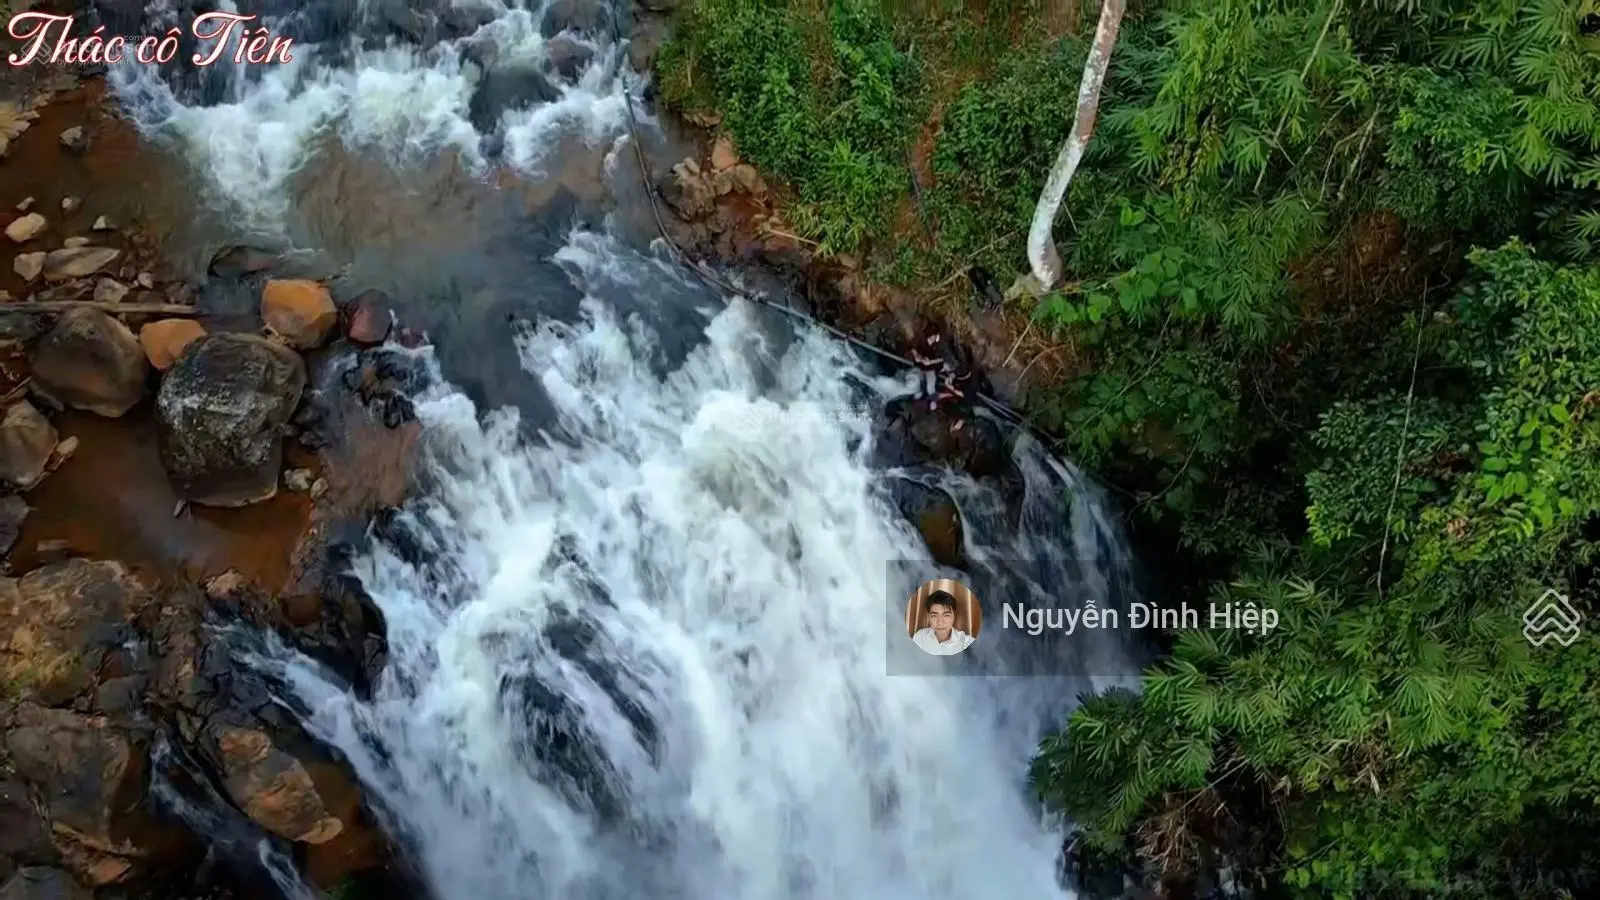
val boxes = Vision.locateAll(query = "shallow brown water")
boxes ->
[10,410,318,591]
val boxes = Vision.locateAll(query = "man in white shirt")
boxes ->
[912,591,975,656]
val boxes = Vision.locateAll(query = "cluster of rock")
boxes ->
[0,72,82,160]
[8,211,132,296]
[660,134,767,226]
[0,256,407,896]
[0,560,385,898]
[1,99,408,897]
[0,240,402,509]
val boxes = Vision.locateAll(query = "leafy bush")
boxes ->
[658,0,918,252]
[1037,245,1600,897]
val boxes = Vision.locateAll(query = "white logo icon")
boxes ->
[1523,589,1582,647]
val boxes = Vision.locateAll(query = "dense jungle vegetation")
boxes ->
[656,0,1600,897]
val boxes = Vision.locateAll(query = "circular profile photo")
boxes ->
[905,578,982,656]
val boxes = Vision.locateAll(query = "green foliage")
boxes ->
[929,40,1089,274]
[1038,247,1600,897]
[1304,393,1460,547]
[661,0,1600,893]
[657,0,917,252]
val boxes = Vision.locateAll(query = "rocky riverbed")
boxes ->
[0,71,417,900]
[0,5,1033,897]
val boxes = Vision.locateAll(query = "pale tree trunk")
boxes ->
[1026,0,1127,289]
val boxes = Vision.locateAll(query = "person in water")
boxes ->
[912,591,975,655]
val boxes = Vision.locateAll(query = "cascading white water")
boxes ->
[98,1,1139,896]
[247,231,1130,900]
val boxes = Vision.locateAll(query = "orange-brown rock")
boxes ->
[261,279,337,350]
[710,134,738,171]
[213,726,343,845]
[137,319,204,371]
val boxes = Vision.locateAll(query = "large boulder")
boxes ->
[210,725,344,845]
[155,334,306,507]
[30,309,148,418]
[891,479,965,569]
[261,280,337,350]
[468,65,560,132]
[662,159,715,220]
[345,290,394,346]
[539,0,610,38]
[0,560,151,707]
[0,401,57,489]
[4,706,146,885]
[874,397,1009,479]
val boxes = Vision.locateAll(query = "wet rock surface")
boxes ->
[4,704,148,885]
[0,561,389,893]
[261,279,337,350]
[0,560,150,706]
[540,0,613,37]
[206,246,278,280]
[468,64,562,134]
[209,725,344,844]
[29,309,148,418]
[137,319,205,371]
[0,402,57,490]
[891,479,966,568]
[0,785,57,885]
[344,289,394,346]
[155,334,306,508]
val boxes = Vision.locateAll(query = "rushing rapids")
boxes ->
[91,1,1144,897]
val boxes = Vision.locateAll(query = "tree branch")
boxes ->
[1026,0,1127,289]
[3,302,202,316]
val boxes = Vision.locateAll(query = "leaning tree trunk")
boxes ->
[1026,0,1127,289]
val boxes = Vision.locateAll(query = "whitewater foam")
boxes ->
[97,1,1135,897]
[105,1,631,229]
[259,234,1099,899]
